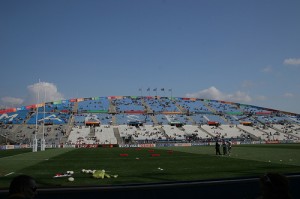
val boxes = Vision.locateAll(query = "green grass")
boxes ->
[0,144,299,189]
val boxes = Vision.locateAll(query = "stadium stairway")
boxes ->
[89,126,95,137]
[150,115,158,125]
[111,115,117,125]
[186,115,197,125]
[198,126,214,138]
[113,127,123,145]
[236,126,260,141]
[174,102,186,114]
[202,101,218,114]
[108,99,117,114]
[73,102,78,113]
[141,98,153,114]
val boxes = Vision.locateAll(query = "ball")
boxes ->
[68,177,74,182]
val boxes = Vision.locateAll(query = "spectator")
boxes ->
[257,172,292,199]
[8,175,37,199]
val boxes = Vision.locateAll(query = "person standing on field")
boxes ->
[215,141,221,155]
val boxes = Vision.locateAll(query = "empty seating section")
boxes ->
[190,114,208,124]
[115,114,151,125]
[27,113,69,125]
[0,110,28,124]
[223,115,240,125]
[78,98,109,112]
[74,113,112,126]
[217,125,249,140]
[207,101,240,114]
[160,114,193,125]
[38,101,73,113]
[68,126,90,144]
[162,125,186,140]
[176,99,211,113]
[144,98,178,112]
[113,97,144,112]
[183,125,212,139]
[205,114,227,124]
[155,114,169,125]
[95,126,117,144]
[239,105,264,114]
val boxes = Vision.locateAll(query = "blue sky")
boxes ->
[0,0,300,113]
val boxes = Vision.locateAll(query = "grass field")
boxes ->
[0,144,299,189]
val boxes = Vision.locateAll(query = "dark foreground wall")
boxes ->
[1,175,299,199]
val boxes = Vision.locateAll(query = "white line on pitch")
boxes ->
[4,172,14,176]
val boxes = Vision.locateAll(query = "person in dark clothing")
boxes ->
[222,141,227,155]
[8,175,37,199]
[256,172,291,199]
[226,140,232,155]
[215,141,221,155]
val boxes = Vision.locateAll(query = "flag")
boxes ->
[168,89,172,91]
[161,88,164,91]
[147,88,150,91]
[153,88,157,91]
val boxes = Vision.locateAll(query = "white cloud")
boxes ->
[283,58,300,66]
[25,82,65,105]
[0,82,65,108]
[283,92,294,98]
[1,97,24,107]
[262,66,272,73]
[185,86,252,103]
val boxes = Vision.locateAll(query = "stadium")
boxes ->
[0,96,300,198]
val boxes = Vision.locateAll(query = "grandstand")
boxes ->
[1,96,300,148]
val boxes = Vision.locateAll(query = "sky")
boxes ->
[0,0,300,113]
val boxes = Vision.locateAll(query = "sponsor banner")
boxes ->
[92,97,100,100]
[265,140,280,144]
[138,143,156,148]
[6,145,15,150]
[63,145,76,148]
[156,143,175,147]
[191,143,209,146]
[69,99,77,102]
[53,100,62,105]
[174,143,191,147]
[77,98,84,102]
[0,108,16,114]
[279,140,294,144]
[240,141,253,145]
[26,104,36,110]
[0,146,6,150]
[252,141,261,144]
[75,144,99,148]
[120,144,139,148]
[14,145,21,149]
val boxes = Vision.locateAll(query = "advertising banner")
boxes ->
[174,143,191,147]
[138,144,156,148]
[120,144,139,148]
[6,145,15,150]
[75,144,98,148]
[191,142,209,146]
[265,140,280,144]
[156,143,175,147]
